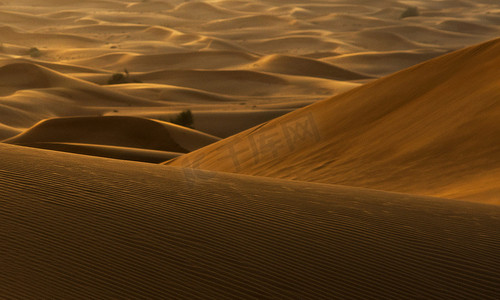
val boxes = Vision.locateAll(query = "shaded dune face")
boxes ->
[1,143,500,298]
[166,39,500,204]
[3,115,220,153]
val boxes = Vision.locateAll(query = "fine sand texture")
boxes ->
[2,0,500,298]
[166,38,500,205]
[2,143,500,298]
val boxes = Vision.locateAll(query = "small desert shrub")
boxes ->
[107,69,142,84]
[400,7,419,19]
[28,47,41,58]
[170,109,194,128]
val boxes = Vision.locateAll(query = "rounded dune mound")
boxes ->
[1,144,499,298]
[327,50,448,76]
[309,13,397,31]
[0,62,56,92]
[0,25,101,48]
[138,69,288,95]
[41,10,88,19]
[437,19,498,34]
[66,52,139,70]
[107,83,238,103]
[247,36,340,54]
[57,24,148,35]
[203,14,287,30]
[250,54,371,80]
[378,25,477,46]
[165,38,500,204]
[80,50,259,72]
[352,30,426,51]
[292,4,374,15]
[138,26,179,40]
[170,1,241,19]
[0,62,160,106]
[4,116,220,153]
[0,10,55,28]
[0,62,99,92]
[126,0,174,11]
[0,57,105,75]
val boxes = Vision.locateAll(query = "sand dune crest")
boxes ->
[4,116,220,153]
[166,38,500,204]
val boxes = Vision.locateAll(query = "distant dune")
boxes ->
[166,38,500,204]
[1,0,500,141]
[1,0,500,298]
[3,116,220,153]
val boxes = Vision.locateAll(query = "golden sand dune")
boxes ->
[247,54,372,80]
[327,49,449,77]
[166,38,500,204]
[1,0,500,297]
[1,0,499,139]
[4,116,220,153]
[2,143,499,298]
[67,50,258,72]
[9,142,181,163]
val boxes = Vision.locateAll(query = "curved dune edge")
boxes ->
[11,142,182,163]
[1,143,499,298]
[165,38,500,204]
[3,116,220,153]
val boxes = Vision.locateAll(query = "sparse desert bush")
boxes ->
[400,7,419,19]
[170,109,194,128]
[107,69,142,84]
[28,47,41,58]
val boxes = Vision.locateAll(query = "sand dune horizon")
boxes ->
[1,0,500,298]
[166,37,500,205]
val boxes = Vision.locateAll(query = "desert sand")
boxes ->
[1,0,500,298]
[2,144,500,298]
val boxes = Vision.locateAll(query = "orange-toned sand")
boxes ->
[167,38,500,205]
[2,144,500,298]
[1,0,500,298]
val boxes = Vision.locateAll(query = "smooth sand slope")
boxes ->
[166,38,500,204]
[3,115,220,153]
[2,143,500,298]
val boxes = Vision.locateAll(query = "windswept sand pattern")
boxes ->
[1,144,500,298]
[1,0,500,298]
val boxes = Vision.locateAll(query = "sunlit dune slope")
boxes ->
[3,116,220,153]
[2,143,499,298]
[166,38,500,204]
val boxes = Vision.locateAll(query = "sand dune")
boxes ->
[327,49,449,76]
[4,116,220,153]
[166,38,500,204]
[68,50,258,72]
[2,143,499,298]
[1,0,499,142]
[1,0,500,297]
[12,142,181,163]
[247,54,371,80]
